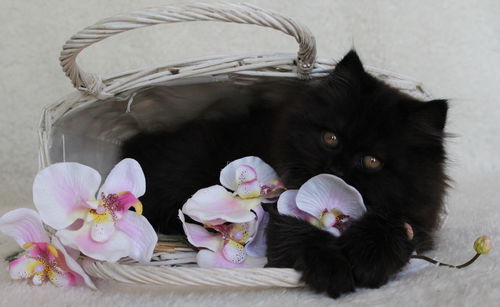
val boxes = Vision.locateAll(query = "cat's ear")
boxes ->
[413,99,448,131]
[330,50,375,89]
[334,50,366,76]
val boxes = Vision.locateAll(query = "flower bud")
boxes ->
[473,235,492,254]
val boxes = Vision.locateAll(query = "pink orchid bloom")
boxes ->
[183,156,284,224]
[0,208,95,288]
[178,206,268,268]
[277,174,366,236]
[33,158,157,263]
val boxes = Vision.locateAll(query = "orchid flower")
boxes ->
[277,174,366,236]
[0,208,95,288]
[178,205,268,268]
[182,156,284,225]
[32,159,157,263]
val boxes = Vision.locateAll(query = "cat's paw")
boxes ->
[339,215,414,288]
[299,244,355,298]
[265,212,355,298]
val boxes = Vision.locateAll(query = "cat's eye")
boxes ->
[322,131,339,148]
[362,155,383,171]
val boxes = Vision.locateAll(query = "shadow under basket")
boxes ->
[38,2,442,289]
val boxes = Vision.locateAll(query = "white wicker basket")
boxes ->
[39,2,435,288]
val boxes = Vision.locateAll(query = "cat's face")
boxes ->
[274,51,448,224]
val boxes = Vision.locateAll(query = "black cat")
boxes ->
[122,50,448,298]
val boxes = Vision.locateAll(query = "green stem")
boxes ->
[410,253,481,269]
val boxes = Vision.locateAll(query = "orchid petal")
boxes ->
[178,210,222,251]
[115,191,143,215]
[47,270,78,287]
[182,185,261,223]
[277,190,314,221]
[0,208,49,247]
[8,255,37,280]
[220,156,279,191]
[86,200,99,209]
[325,227,341,237]
[98,158,146,198]
[56,223,131,262]
[235,179,261,199]
[235,165,258,185]
[33,162,101,230]
[61,244,80,260]
[115,211,158,263]
[90,220,115,243]
[243,255,268,267]
[51,237,96,289]
[296,174,366,219]
[246,206,269,258]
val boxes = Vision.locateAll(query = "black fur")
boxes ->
[122,50,448,297]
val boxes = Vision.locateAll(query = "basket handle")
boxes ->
[59,2,317,99]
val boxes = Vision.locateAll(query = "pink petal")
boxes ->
[0,208,49,247]
[56,222,131,263]
[182,185,261,224]
[33,162,101,230]
[25,243,59,263]
[115,191,142,216]
[8,255,37,280]
[296,174,366,219]
[246,206,269,258]
[51,237,96,289]
[98,158,146,198]
[115,211,158,263]
[178,210,222,252]
[277,190,313,220]
[219,156,280,191]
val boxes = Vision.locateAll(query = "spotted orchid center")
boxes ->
[320,209,351,232]
[210,223,252,264]
[235,165,257,185]
[34,263,45,273]
[96,205,106,215]
[90,191,143,222]
[222,240,246,264]
[211,223,251,245]
[22,243,61,282]
[229,224,250,244]
[234,165,262,199]
[260,180,285,199]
